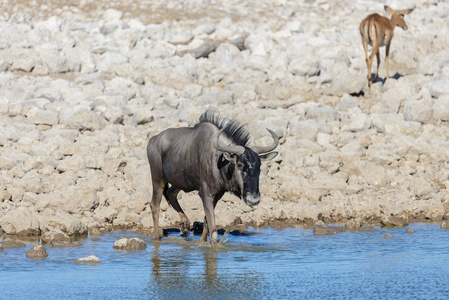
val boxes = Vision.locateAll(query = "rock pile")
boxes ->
[1,0,449,238]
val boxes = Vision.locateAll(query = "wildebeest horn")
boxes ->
[212,129,245,155]
[252,128,279,154]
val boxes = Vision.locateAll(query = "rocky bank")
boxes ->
[1,0,449,239]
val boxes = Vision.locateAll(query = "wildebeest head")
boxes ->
[213,128,279,207]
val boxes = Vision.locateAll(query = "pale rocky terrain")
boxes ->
[1,0,449,238]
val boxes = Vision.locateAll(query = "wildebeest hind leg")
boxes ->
[150,179,165,241]
[164,185,191,239]
[200,217,208,242]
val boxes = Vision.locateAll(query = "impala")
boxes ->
[360,6,414,87]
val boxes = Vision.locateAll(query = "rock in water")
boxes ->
[313,225,340,235]
[26,245,48,258]
[380,216,408,228]
[359,225,378,232]
[113,238,147,251]
[74,255,101,264]
[406,227,415,233]
[41,230,71,244]
[2,241,26,248]
[51,241,82,247]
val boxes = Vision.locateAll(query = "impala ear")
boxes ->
[384,5,394,14]
[259,151,278,162]
[400,8,414,15]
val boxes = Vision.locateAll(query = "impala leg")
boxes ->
[385,43,391,80]
[368,44,379,88]
[375,51,380,80]
[362,37,370,87]
[164,186,190,239]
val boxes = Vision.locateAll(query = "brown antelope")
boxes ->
[360,6,414,87]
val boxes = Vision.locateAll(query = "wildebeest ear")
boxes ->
[259,151,278,161]
[223,152,238,164]
[218,154,230,169]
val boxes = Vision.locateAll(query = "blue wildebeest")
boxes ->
[147,110,279,243]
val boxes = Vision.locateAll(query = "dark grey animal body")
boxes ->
[147,110,279,243]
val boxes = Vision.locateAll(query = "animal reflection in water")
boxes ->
[149,242,264,297]
[151,243,218,286]
[147,110,279,244]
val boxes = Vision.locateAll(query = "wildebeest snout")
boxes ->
[244,194,260,207]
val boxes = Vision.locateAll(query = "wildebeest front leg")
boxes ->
[163,185,191,239]
[199,189,218,244]
[200,192,223,243]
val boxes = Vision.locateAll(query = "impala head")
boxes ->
[213,128,279,207]
[385,5,414,31]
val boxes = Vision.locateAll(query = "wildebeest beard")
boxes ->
[217,154,242,198]
[232,185,242,199]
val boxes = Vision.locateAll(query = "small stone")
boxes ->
[440,222,449,230]
[0,246,4,252]
[359,225,378,232]
[345,219,361,231]
[406,227,415,233]
[380,216,408,228]
[113,238,147,251]
[313,225,340,236]
[74,255,101,264]
[2,241,26,248]
[92,237,101,242]
[26,245,48,258]
[41,230,71,244]
[51,241,82,247]
[315,220,326,227]
[382,234,394,239]
[89,228,103,236]
[302,218,315,229]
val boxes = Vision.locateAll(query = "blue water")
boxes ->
[1,223,449,299]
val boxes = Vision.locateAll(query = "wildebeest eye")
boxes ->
[237,162,244,169]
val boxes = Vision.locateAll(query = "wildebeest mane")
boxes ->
[195,110,250,147]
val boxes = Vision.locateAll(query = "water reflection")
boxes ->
[149,242,263,299]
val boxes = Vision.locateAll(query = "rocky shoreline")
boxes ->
[1,0,449,240]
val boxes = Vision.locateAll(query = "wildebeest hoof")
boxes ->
[211,241,224,248]
[181,230,190,240]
